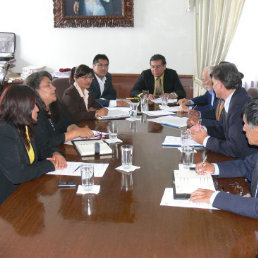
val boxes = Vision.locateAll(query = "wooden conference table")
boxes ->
[0,114,257,257]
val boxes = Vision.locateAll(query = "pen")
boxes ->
[96,100,105,108]
[73,165,81,173]
[126,97,140,100]
[199,154,207,170]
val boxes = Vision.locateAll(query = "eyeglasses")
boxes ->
[150,65,164,70]
[96,63,109,68]
[80,75,94,80]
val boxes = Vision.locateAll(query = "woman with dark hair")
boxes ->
[0,85,64,205]
[62,64,108,123]
[25,71,94,160]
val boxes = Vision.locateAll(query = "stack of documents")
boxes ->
[142,110,174,117]
[151,98,177,104]
[173,170,215,196]
[148,115,188,128]
[160,188,217,210]
[162,136,203,148]
[97,107,130,120]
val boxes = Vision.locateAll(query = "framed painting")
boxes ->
[53,0,134,28]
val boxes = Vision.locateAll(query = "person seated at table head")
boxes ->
[62,64,108,123]
[25,71,94,160]
[179,66,220,113]
[130,54,186,100]
[189,62,258,159]
[90,54,129,107]
[190,98,258,219]
[0,85,65,206]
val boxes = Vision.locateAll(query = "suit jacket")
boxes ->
[62,85,101,123]
[130,68,186,99]
[205,88,258,158]
[34,101,73,160]
[191,90,219,112]
[213,153,258,219]
[89,73,117,107]
[0,120,54,205]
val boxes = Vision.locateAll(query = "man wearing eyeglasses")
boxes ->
[130,54,186,100]
[90,54,128,107]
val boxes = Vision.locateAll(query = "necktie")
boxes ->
[251,161,258,198]
[216,99,225,121]
[155,77,163,98]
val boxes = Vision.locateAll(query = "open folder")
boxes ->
[72,139,112,157]
[172,170,216,199]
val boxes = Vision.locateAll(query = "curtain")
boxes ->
[194,0,245,97]
[226,0,258,90]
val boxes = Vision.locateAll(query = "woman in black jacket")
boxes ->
[25,71,94,160]
[0,85,65,205]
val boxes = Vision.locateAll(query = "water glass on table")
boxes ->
[160,94,168,109]
[121,145,133,169]
[140,96,149,112]
[182,146,194,169]
[130,102,139,119]
[81,164,94,191]
[181,129,191,151]
[108,120,118,142]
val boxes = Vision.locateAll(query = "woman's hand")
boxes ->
[48,152,67,170]
[95,108,108,117]
[76,127,94,139]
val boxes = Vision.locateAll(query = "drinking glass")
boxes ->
[121,145,133,169]
[108,120,118,142]
[81,164,94,191]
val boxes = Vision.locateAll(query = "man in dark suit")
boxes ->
[190,98,258,219]
[190,63,258,159]
[130,54,186,100]
[179,66,219,112]
[89,54,128,107]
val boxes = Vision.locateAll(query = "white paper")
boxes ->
[65,130,108,145]
[74,140,112,156]
[115,165,140,172]
[98,108,130,120]
[76,185,100,195]
[162,136,203,147]
[105,138,123,144]
[160,188,217,210]
[47,161,109,177]
[173,170,216,194]
[151,98,177,104]
[148,115,188,128]
[159,105,180,112]
[142,110,174,117]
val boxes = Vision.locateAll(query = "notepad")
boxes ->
[162,136,203,148]
[97,108,130,120]
[148,115,188,128]
[72,139,112,157]
[172,170,216,199]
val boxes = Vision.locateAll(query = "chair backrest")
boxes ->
[247,87,258,99]
[52,78,70,102]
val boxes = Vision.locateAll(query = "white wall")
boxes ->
[0,0,194,74]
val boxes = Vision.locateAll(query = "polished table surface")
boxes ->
[0,116,257,258]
